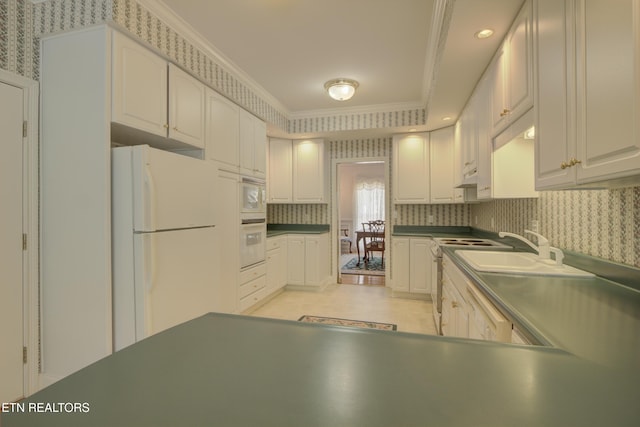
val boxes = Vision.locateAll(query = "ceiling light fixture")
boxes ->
[474,29,494,39]
[324,78,359,101]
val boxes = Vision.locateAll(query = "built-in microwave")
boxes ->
[240,176,266,215]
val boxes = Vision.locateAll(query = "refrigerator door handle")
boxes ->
[143,164,157,231]
[143,233,156,337]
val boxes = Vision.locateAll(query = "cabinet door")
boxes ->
[268,138,293,203]
[168,64,205,148]
[490,46,508,132]
[293,139,326,203]
[287,236,305,285]
[430,126,463,203]
[392,133,430,203]
[491,1,533,134]
[253,119,267,177]
[534,0,575,189]
[409,238,431,294]
[213,171,239,314]
[507,0,533,122]
[391,238,410,292]
[112,32,168,137]
[266,247,281,294]
[476,75,494,199]
[575,0,640,183]
[239,110,255,175]
[205,89,239,167]
[305,236,323,286]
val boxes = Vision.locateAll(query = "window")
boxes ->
[354,177,385,232]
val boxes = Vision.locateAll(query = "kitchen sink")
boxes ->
[455,250,595,278]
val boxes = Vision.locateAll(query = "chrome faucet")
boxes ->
[498,230,564,265]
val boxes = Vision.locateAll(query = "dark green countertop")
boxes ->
[443,246,640,373]
[3,313,639,427]
[267,223,330,237]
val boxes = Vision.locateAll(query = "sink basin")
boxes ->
[455,250,595,278]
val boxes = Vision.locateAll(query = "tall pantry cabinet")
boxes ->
[40,26,208,385]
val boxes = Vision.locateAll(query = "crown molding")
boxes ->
[289,101,426,120]
[137,0,291,117]
[421,0,455,109]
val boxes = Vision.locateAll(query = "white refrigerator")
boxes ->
[112,145,218,351]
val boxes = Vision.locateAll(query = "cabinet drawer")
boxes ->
[240,263,266,285]
[239,283,267,312]
[266,237,283,251]
[239,274,266,300]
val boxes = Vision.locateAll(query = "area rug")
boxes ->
[298,315,397,331]
[341,255,385,276]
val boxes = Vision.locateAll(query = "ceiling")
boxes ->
[153,0,525,136]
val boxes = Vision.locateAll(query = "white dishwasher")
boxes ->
[465,283,512,342]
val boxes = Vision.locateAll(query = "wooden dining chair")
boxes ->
[364,220,385,267]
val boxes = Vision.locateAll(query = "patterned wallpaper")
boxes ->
[0,0,37,79]
[290,108,426,134]
[470,187,640,268]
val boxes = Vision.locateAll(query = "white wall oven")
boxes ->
[240,219,266,269]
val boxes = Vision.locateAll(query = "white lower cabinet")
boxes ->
[391,237,432,294]
[266,236,287,295]
[442,254,512,342]
[287,234,329,287]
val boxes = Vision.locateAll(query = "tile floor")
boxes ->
[249,283,438,336]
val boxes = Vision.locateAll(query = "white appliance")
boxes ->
[240,176,266,217]
[112,145,218,351]
[239,219,267,269]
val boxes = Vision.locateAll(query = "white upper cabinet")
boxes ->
[534,0,640,189]
[240,109,267,178]
[430,126,464,203]
[268,138,327,203]
[491,0,533,135]
[267,138,293,203]
[392,133,430,203]
[168,64,205,148]
[293,139,327,203]
[475,75,494,200]
[112,31,205,149]
[112,31,168,138]
[205,88,240,168]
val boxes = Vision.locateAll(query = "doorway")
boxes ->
[335,161,387,285]
[0,71,39,401]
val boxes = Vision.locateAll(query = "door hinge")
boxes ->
[23,233,27,251]
[23,347,27,364]
[23,121,28,138]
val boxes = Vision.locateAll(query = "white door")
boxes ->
[134,227,217,341]
[0,81,25,402]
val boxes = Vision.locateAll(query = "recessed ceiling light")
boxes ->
[442,116,452,122]
[475,29,494,39]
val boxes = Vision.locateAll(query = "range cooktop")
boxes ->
[434,237,510,248]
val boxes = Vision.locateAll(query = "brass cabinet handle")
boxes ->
[464,162,471,166]
[561,158,582,169]
[163,124,169,129]
[499,108,511,117]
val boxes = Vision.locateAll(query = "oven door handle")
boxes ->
[241,218,266,225]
